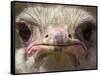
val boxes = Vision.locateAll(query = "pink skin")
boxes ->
[25,42,88,60]
[25,28,88,60]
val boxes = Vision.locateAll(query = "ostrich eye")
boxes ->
[16,22,31,42]
[82,22,95,41]
[75,21,96,42]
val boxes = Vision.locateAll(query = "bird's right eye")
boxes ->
[16,22,31,42]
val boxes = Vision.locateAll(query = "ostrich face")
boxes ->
[15,4,97,73]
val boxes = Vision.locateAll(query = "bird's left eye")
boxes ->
[82,22,95,41]
[75,21,96,42]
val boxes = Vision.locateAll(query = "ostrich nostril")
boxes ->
[45,34,49,38]
[68,34,72,38]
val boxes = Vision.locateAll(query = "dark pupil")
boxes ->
[83,25,92,41]
[19,24,31,42]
